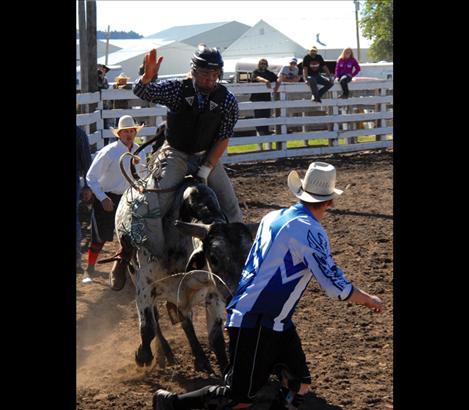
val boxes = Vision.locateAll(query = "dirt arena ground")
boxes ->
[77,148,393,409]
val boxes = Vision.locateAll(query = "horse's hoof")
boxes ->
[135,346,154,367]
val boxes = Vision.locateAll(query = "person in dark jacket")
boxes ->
[76,126,92,273]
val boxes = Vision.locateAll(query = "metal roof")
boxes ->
[145,21,230,41]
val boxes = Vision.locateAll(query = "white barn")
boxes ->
[222,20,308,60]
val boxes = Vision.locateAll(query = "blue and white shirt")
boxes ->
[226,203,353,332]
[133,78,239,142]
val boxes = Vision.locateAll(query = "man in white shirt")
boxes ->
[84,115,147,285]
[274,57,301,92]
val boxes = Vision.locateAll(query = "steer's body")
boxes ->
[115,178,253,372]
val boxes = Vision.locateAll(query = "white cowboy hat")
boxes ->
[111,115,144,138]
[287,162,343,203]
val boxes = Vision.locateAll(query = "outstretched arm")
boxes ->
[347,287,383,313]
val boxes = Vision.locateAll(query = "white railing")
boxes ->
[76,80,393,164]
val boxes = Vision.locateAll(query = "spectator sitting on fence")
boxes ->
[249,58,278,137]
[302,45,334,104]
[335,47,361,99]
[274,57,301,92]
[83,115,147,286]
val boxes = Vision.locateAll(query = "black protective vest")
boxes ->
[166,79,228,154]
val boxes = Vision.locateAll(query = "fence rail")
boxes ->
[77,80,393,163]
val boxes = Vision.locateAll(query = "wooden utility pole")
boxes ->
[78,0,88,92]
[86,1,98,92]
[354,0,361,62]
[105,25,110,65]
[78,0,97,93]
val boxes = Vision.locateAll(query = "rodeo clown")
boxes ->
[109,45,243,290]
[152,162,384,410]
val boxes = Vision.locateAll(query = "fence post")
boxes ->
[377,87,387,141]
[279,90,287,152]
[330,90,339,147]
[97,94,104,147]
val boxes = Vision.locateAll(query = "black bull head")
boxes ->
[174,220,258,302]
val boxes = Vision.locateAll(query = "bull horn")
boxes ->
[119,152,142,190]
[174,220,210,239]
[246,223,259,239]
[128,122,167,180]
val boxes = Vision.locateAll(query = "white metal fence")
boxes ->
[76,80,393,164]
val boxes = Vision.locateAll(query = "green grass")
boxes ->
[227,135,382,154]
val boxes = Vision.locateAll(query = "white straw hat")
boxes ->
[287,162,343,203]
[111,115,144,138]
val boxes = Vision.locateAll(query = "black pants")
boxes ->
[90,192,122,243]
[172,324,311,408]
[254,108,272,135]
[339,74,352,96]
[306,74,333,99]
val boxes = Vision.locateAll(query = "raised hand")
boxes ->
[142,48,164,84]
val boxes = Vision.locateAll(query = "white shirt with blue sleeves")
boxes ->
[226,203,353,332]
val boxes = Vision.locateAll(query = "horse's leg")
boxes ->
[205,290,228,373]
[153,306,176,367]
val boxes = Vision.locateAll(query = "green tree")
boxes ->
[360,0,393,62]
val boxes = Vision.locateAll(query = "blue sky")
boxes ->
[84,0,372,49]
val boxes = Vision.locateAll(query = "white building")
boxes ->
[222,20,308,60]
[145,21,250,51]
[95,21,251,80]
[97,39,196,80]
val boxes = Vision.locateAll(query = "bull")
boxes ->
[108,132,255,373]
